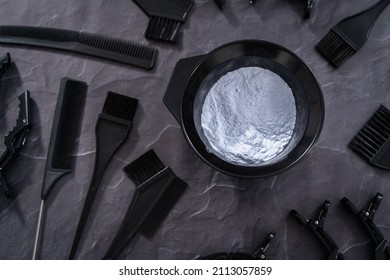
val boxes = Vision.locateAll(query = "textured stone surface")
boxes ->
[0,0,389,260]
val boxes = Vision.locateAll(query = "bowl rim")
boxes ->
[179,40,325,178]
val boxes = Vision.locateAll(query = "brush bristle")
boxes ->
[140,176,187,239]
[102,91,138,121]
[349,105,390,160]
[316,30,356,68]
[123,150,166,186]
[145,17,181,42]
[213,0,225,9]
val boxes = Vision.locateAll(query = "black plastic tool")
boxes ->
[349,105,390,169]
[341,193,390,260]
[316,0,390,67]
[103,149,187,259]
[304,0,315,18]
[0,26,158,69]
[0,91,31,199]
[32,78,88,260]
[133,0,194,43]
[290,200,345,260]
[69,92,138,260]
[197,231,275,260]
[0,52,11,78]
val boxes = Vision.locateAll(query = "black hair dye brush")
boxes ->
[32,78,88,259]
[349,105,390,169]
[69,92,138,259]
[103,150,187,260]
[316,0,390,67]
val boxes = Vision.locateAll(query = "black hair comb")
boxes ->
[0,91,31,198]
[0,52,11,78]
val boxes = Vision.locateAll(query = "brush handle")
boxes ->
[69,115,131,259]
[334,0,390,50]
[0,26,157,69]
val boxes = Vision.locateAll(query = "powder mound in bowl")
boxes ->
[200,67,297,166]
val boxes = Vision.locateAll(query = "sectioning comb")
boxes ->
[0,91,31,199]
[69,92,138,259]
[290,200,345,260]
[349,105,390,169]
[0,26,158,69]
[341,193,390,260]
[316,0,390,67]
[32,78,88,259]
[103,149,187,260]
[0,52,11,78]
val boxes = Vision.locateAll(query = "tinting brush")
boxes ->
[32,78,87,260]
[69,92,138,259]
[316,0,390,68]
[103,149,187,260]
[349,105,390,169]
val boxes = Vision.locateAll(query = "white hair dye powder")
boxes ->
[200,67,296,166]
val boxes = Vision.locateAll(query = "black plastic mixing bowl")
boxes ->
[164,40,324,178]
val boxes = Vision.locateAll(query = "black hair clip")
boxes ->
[341,193,390,260]
[0,91,32,198]
[290,200,345,260]
[197,231,275,260]
[0,53,11,78]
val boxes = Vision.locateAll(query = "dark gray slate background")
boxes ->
[0,0,389,260]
